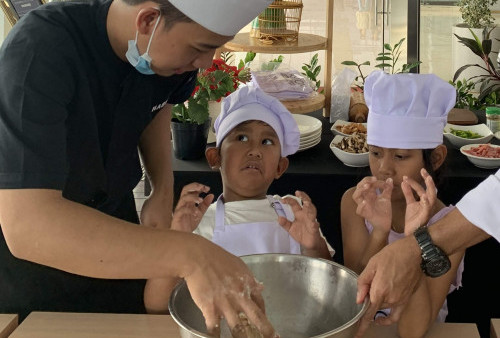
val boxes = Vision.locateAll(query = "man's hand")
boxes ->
[354,236,422,337]
[171,183,214,232]
[183,238,278,337]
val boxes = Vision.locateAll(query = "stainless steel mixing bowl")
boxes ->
[169,254,368,338]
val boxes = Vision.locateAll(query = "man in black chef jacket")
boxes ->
[0,0,277,335]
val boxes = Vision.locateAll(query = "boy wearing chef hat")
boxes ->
[144,86,334,313]
[340,70,465,337]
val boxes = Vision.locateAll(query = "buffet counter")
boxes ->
[7,312,480,338]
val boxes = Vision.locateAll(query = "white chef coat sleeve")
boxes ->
[456,169,500,242]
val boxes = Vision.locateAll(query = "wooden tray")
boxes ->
[447,108,478,125]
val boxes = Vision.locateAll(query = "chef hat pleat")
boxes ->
[365,70,456,149]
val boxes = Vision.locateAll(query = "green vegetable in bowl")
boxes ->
[449,128,483,139]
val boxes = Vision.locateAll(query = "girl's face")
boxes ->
[215,121,288,202]
[368,146,426,200]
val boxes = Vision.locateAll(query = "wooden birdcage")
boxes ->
[258,0,303,43]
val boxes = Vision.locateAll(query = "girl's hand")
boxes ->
[279,191,321,250]
[401,168,437,236]
[352,176,393,234]
[171,183,214,232]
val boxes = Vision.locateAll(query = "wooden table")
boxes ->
[8,312,480,338]
[0,314,18,338]
[364,322,480,338]
[492,318,500,338]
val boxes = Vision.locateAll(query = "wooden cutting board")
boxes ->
[447,108,478,125]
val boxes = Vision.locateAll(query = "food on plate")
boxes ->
[335,122,367,135]
[463,144,500,158]
[449,128,483,139]
[335,132,368,153]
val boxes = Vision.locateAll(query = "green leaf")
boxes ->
[341,60,358,66]
[383,43,392,51]
[454,33,484,58]
[313,65,321,77]
[375,56,392,61]
[482,39,492,55]
[244,52,256,64]
[360,61,370,66]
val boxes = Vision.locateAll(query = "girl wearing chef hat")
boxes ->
[144,85,334,314]
[340,71,465,338]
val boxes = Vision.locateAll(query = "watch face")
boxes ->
[424,256,451,278]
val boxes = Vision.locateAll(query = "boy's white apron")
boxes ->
[212,195,301,256]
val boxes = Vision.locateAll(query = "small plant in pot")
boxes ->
[453,0,499,84]
[171,56,252,160]
[453,28,500,102]
[457,0,498,29]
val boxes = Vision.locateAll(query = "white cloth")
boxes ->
[168,0,273,36]
[364,70,456,149]
[193,195,335,256]
[211,195,301,256]
[456,169,500,242]
[251,70,314,100]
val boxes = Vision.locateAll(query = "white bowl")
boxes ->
[331,120,367,137]
[330,135,369,167]
[460,143,500,169]
[495,131,500,140]
[443,123,493,148]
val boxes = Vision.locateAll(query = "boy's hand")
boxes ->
[171,183,214,232]
[279,191,321,250]
[352,176,393,235]
[402,168,437,236]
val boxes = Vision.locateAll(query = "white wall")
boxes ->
[0,12,4,43]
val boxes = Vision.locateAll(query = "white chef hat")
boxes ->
[214,85,300,156]
[168,0,273,36]
[365,70,456,149]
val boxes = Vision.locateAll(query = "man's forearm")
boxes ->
[0,189,204,280]
[428,208,490,256]
[139,105,174,198]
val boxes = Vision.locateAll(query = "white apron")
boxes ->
[211,195,301,257]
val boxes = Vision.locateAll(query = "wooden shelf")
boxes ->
[218,0,333,116]
[223,32,327,54]
[281,93,325,114]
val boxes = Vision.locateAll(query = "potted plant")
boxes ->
[453,28,500,103]
[171,55,252,160]
[452,0,500,86]
[339,38,421,122]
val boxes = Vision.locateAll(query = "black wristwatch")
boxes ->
[413,226,451,278]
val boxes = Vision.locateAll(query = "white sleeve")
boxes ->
[456,169,500,242]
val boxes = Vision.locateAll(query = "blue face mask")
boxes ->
[126,11,162,75]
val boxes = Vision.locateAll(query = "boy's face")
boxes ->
[368,146,426,201]
[143,20,233,77]
[208,120,289,202]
